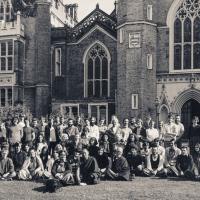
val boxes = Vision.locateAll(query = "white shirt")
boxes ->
[88,125,99,141]
[146,128,159,142]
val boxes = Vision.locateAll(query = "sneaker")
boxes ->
[79,182,87,186]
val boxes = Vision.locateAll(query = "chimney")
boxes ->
[65,3,78,22]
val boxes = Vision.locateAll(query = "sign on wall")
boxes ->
[129,32,141,48]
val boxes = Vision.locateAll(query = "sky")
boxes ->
[66,0,115,21]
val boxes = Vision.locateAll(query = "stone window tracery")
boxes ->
[85,43,110,98]
[174,0,200,70]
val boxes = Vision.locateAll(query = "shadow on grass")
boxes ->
[32,184,47,193]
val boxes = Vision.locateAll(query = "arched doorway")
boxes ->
[181,99,200,138]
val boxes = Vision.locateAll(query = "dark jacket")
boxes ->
[111,156,130,181]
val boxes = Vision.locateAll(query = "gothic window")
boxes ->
[85,43,110,98]
[173,0,200,70]
[0,41,13,72]
[0,0,12,22]
[0,88,12,107]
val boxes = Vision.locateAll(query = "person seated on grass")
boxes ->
[0,145,16,180]
[11,142,27,175]
[192,143,200,174]
[43,150,59,179]
[68,150,81,185]
[51,150,74,186]
[176,145,199,180]
[18,148,44,180]
[143,144,165,177]
[106,146,130,181]
[80,148,100,185]
[163,139,181,177]
[140,141,150,161]
[126,146,144,177]
[96,146,111,179]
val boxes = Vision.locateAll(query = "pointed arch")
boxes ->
[172,88,200,114]
[83,41,111,98]
[167,0,200,72]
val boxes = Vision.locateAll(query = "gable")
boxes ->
[67,6,117,43]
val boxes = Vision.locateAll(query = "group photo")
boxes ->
[1,0,200,199]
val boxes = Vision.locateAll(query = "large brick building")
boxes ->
[1,0,200,133]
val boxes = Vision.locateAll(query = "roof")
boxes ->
[67,4,117,43]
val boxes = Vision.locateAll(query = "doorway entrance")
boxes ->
[181,99,200,138]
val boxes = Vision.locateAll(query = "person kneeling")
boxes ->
[106,146,130,181]
[18,148,44,180]
[0,145,16,180]
[51,151,74,186]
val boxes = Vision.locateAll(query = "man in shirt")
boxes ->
[45,118,59,155]
[164,139,181,176]
[22,119,35,147]
[7,117,23,153]
[64,118,79,140]
[174,115,184,142]
[121,118,133,144]
[163,115,178,146]
[11,142,27,174]
[88,117,100,141]
[143,144,165,177]
[176,145,199,180]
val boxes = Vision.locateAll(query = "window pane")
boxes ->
[0,3,3,14]
[72,107,78,117]
[1,89,5,107]
[94,80,100,97]
[7,57,12,70]
[194,44,200,69]
[99,106,106,121]
[184,44,191,69]
[1,43,6,56]
[102,57,108,79]
[95,57,100,79]
[102,80,108,97]
[8,41,13,55]
[7,88,12,106]
[194,17,200,42]
[1,58,6,71]
[174,18,182,43]
[91,106,97,119]
[174,45,182,70]
[88,81,93,97]
[65,107,70,116]
[88,58,93,79]
[184,18,191,42]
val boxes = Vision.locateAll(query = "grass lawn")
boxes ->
[0,177,200,200]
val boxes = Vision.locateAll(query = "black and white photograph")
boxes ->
[0,0,200,199]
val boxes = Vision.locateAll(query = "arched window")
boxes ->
[0,0,12,22]
[173,0,200,70]
[159,105,169,123]
[84,43,110,98]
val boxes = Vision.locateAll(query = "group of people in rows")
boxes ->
[0,113,200,190]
